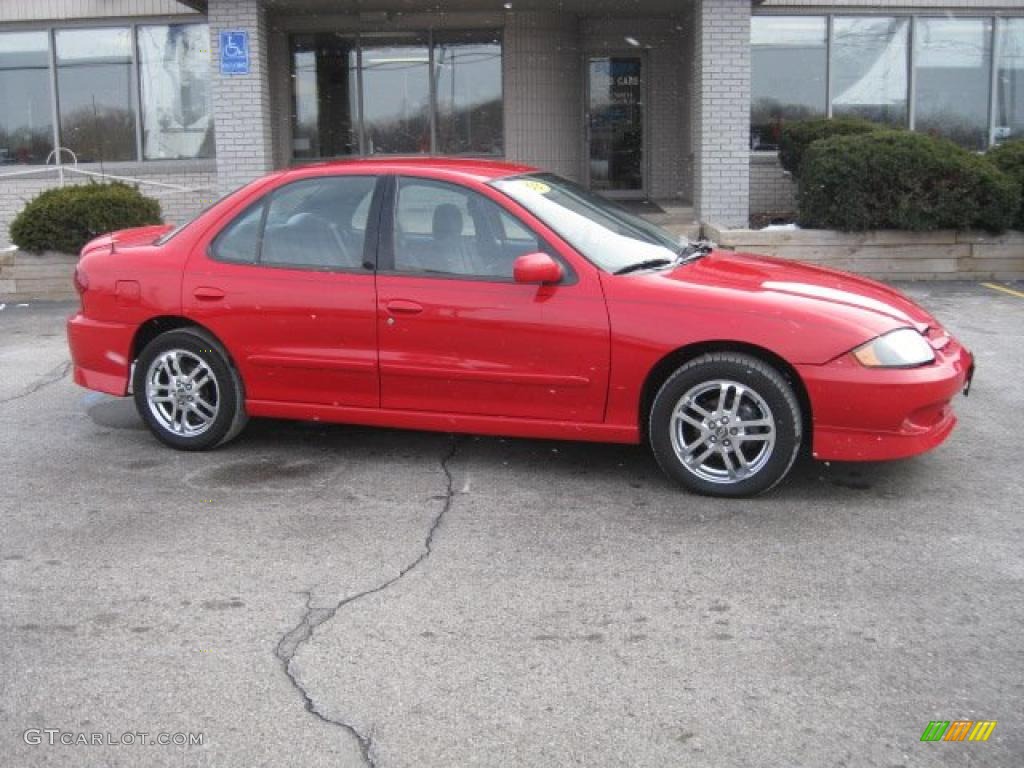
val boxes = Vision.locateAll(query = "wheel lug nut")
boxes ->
[710,436,717,443]
[724,440,731,447]
[730,428,738,435]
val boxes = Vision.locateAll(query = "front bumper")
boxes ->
[797,336,974,462]
[66,312,134,396]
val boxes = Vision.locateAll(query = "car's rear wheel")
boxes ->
[132,328,247,451]
[649,353,802,497]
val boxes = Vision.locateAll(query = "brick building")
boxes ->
[1,0,1022,245]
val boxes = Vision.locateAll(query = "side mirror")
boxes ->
[513,252,563,285]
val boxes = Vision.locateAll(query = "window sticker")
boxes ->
[517,179,552,195]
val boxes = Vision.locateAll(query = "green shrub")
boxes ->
[10,182,162,254]
[778,117,881,177]
[797,131,1020,233]
[986,139,1024,230]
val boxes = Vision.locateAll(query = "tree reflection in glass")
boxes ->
[56,28,137,162]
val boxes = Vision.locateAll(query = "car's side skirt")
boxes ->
[245,400,640,444]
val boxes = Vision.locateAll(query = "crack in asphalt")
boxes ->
[0,360,71,405]
[274,435,462,768]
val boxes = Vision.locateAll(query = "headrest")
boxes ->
[432,204,463,239]
[287,212,320,227]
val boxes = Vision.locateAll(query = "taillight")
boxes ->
[73,265,89,295]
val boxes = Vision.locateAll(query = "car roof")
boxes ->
[283,156,539,183]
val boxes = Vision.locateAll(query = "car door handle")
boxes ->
[193,287,225,301]
[386,300,424,315]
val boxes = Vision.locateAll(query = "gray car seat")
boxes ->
[421,204,476,274]
[261,212,355,269]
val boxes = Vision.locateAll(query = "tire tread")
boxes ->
[648,352,802,497]
[132,327,247,451]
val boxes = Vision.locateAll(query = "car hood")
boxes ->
[664,250,937,332]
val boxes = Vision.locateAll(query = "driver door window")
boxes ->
[393,177,541,279]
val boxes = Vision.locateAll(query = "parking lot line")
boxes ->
[981,281,1024,299]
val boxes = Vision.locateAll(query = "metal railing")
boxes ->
[0,148,217,196]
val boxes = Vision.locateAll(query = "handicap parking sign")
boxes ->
[220,30,249,75]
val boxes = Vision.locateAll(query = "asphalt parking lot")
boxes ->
[1,282,1022,767]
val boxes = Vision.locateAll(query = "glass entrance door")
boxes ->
[587,55,645,196]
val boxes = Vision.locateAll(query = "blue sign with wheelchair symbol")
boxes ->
[220,30,249,75]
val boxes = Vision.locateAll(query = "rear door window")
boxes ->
[211,175,378,270]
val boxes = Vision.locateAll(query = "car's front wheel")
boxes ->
[649,353,803,497]
[132,328,248,450]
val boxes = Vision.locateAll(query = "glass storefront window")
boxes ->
[137,24,214,160]
[751,16,827,150]
[0,31,53,165]
[2,23,210,165]
[56,27,136,162]
[289,30,504,160]
[831,17,909,127]
[996,19,1024,143]
[434,31,503,155]
[914,18,993,150]
[291,34,359,159]
[361,36,432,155]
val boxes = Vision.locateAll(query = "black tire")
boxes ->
[648,353,802,498]
[132,328,248,451]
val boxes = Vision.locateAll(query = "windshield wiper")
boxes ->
[676,241,714,263]
[613,258,672,276]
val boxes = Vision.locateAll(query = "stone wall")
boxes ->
[503,12,584,183]
[750,154,796,216]
[692,0,752,227]
[705,224,1024,280]
[0,250,78,301]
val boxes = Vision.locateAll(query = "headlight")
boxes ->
[852,328,935,368]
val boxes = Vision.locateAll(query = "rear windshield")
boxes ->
[155,181,260,246]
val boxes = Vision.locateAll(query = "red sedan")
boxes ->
[67,158,973,497]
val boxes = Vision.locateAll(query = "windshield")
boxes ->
[490,173,683,273]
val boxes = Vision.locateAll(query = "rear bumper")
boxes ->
[797,338,973,462]
[66,313,133,396]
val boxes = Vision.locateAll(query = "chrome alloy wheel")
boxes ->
[145,349,220,437]
[669,379,777,484]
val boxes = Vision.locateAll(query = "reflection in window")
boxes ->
[831,17,909,127]
[361,38,432,155]
[261,176,375,270]
[751,16,827,150]
[138,24,213,160]
[288,30,504,159]
[915,18,993,150]
[212,202,264,264]
[56,28,136,162]
[434,32,503,155]
[291,34,359,159]
[588,57,644,192]
[996,19,1024,143]
[0,31,53,165]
